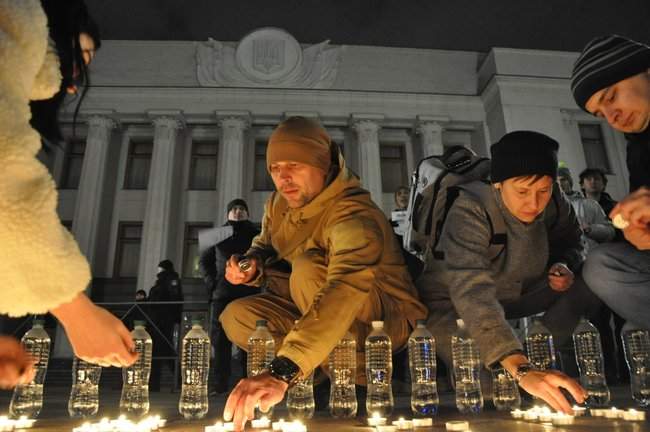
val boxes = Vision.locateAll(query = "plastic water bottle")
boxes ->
[120,321,152,418]
[247,320,276,419]
[451,319,483,414]
[9,318,51,419]
[329,331,357,418]
[68,357,102,418]
[572,318,610,407]
[622,327,650,407]
[408,319,439,416]
[286,372,315,419]
[491,367,520,411]
[525,318,556,370]
[365,321,394,417]
[179,320,210,419]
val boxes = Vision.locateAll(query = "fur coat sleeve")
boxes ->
[0,0,91,316]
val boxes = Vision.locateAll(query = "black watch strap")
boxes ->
[268,356,300,384]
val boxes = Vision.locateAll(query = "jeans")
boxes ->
[583,242,650,330]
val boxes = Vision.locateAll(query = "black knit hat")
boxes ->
[571,35,650,112]
[490,131,559,183]
[158,259,174,271]
[227,198,248,214]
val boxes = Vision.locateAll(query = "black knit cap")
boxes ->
[571,35,650,112]
[490,131,559,183]
[227,198,248,214]
[158,259,174,271]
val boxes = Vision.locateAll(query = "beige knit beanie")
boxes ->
[266,117,331,173]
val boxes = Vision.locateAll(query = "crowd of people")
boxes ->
[0,1,649,431]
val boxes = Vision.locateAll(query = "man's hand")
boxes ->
[611,187,650,250]
[0,336,35,389]
[519,369,586,414]
[225,255,258,285]
[224,372,288,431]
[547,263,574,292]
[51,293,138,367]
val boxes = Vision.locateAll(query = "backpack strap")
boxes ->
[457,182,507,261]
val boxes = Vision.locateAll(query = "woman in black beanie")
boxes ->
[417,130,602,413]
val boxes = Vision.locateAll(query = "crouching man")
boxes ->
[220,117,427,430]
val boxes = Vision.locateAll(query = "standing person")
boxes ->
[0,0,136,389]
[199,199,260,394]
[417,131,597,413]
[571,34,650,330]
[148,260,184,392]
[220,117,426,431]
[557,166,615,252]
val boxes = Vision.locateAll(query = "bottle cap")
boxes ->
[371,321,384,329]
[256,319,268,327]
[32,317,46,327]
[191,318,203,326]
[415,319,426,327]
[133,320,146,327]
[456,319,465,329]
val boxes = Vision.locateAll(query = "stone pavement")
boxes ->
[0,386,648,431]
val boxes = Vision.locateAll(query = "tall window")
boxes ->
[115,223,142,278]
[124,140,153,189]
[183,223,213,278]
[61,139,86,189]
[380,144,408,192]
[253,140,274,191]
[579,123,611,172]
[188,140,218,190]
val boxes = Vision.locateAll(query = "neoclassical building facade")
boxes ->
[51,28,629,301]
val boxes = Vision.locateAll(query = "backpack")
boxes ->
[403,146,491,260]
[404,146,561,265]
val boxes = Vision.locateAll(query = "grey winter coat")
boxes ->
[417,181,583,367]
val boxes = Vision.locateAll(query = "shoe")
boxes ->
[314,378,330,411]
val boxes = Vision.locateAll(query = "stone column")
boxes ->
[351,114,384,204]
[416,115,450,157]
[138,111,184,292]
[215,111,251,219]
[71,113,117,271]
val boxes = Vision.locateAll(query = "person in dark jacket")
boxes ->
[148,259,184,391]
[417,131,599,413]
[199,199,260,394]
[571,34,650,332]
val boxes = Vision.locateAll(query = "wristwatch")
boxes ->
[514,362,537,383]
[268,356,300,385]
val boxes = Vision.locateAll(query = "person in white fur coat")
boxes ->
[0,0,136,388]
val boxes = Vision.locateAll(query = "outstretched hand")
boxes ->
[224,372,288,431]
[52,293,138,367]
[519,369,586,414]
[0,336,34,389]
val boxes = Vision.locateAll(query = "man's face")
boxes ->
[269,161,327,208]
[581,174,605,195]
[557,175,573,195]
[135,292,146,301]
[395,188,409,210]
[228,205,249,221]
[585,70,650,133]
[496,175,554,223]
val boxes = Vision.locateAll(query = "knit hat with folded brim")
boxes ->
[571,34,650,112]
[490,131,559,183]
[266,117,332,173]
